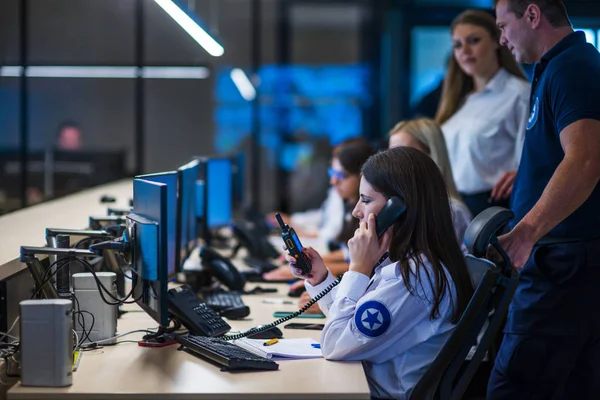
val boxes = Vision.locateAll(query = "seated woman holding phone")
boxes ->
[287,147,473,399]
[295,119,471,314]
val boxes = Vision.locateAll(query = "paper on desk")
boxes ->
[233,338,322,360]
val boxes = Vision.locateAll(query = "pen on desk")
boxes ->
[262,299,294,305]
[263,338,279,346]
[311,343,321,349]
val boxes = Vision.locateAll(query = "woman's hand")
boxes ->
[298,291,322,314]
[348,213,391,277]
[288,279,305,292]
[262,265,295,281]
[285,246,328,286]
[491,170,517,201]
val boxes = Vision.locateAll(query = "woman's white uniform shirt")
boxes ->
[305,255,457,399]
[442,68,530,194]
[291,187,344,246]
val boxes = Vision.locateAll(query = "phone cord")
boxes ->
[221,276,342,341]
[221,252,389,341]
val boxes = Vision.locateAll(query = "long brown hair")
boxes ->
[435,9,527,125]
[361,147,473,323]
[389,118,460,200]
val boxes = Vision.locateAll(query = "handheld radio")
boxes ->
[275,213,312,275]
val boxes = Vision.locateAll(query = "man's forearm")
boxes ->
[515,156,600,242]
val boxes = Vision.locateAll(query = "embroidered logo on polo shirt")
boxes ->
[527,96,539,130]
[355,301,391,337]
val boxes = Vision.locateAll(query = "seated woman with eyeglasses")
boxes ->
[263,138,375,282]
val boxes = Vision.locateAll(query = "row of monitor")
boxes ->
[131,156,234,326]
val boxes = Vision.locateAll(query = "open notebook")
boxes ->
[233,338,323,360]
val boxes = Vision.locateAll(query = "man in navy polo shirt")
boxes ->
[490,0,600,398]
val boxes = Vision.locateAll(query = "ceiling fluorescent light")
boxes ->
[27,66,136,78]
[0,66,210,79]
[153,0,224,57]
[142,67,210,79]
[230,68,256,101]
[0,66,23,77]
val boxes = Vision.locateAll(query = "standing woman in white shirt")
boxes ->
[436,9,530,217]
[288,147,474,399]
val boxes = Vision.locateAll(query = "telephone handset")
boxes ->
[375,197,407,239]
[200,247,246,292]
[221,196,407,341]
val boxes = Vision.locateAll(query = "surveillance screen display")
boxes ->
[207,158,232,228]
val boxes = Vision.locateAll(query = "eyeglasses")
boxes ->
[328,167,348,180]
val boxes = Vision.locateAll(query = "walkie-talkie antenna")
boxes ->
[275,213,287,231]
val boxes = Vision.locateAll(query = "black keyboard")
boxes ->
[203,291,250,320]
[177,335,279,371]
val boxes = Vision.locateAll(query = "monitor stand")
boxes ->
[137,320,179,347]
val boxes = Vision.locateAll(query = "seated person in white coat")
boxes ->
[288,147,474,399]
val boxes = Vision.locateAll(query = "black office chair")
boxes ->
[410,207,519,400]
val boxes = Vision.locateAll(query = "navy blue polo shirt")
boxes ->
[511,31,600,239]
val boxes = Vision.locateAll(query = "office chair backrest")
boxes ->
[463,207,514,259]
[410,207,517,400]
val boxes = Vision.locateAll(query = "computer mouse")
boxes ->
[247,325,283,339]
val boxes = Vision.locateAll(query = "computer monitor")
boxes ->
[176,159,200,273]
[135,172,178,279]
[129,178,169,327]
[197,157,233,245]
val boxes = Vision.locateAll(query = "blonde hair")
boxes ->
[389,118,460,200]
[435,9,527,125]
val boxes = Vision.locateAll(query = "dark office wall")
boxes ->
[0,0,216,174]
[0,0,360,212]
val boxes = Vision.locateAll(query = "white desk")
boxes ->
[0,179,132,266]
[2,181,370,400]
[8,283,369,400]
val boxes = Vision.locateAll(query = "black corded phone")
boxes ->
[167,285,232,337]
[230,221,280,261]
[200,247,246,292]
[222,196,407,341]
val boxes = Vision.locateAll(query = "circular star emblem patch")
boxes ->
[355,301,391,337]
[527,96,539,130]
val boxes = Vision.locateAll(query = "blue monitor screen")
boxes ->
[135,172,178,278]
[207,158,232,228]
[131,179,169,327]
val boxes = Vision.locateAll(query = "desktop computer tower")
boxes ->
[20,299,73,387]
[73,272,118,344]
